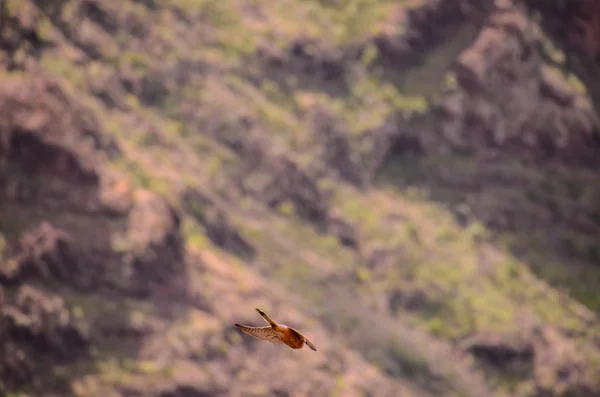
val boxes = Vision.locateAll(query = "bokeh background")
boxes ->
[1,0,600,396]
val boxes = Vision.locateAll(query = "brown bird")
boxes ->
[235,308,317,351]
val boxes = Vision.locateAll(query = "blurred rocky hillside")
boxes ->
[1,0,599,396]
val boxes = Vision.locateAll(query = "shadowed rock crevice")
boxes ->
[368,0,492,71]
[9,132,99,184]
[465,333,535,369]
[159,385,218,397]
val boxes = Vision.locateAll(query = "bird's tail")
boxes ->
[256,308,277,327]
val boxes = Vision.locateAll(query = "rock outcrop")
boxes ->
[2,285,88,390]
[429,5,600,165]
[0,74,186,392]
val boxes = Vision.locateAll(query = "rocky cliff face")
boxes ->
[1,1,600,397]
[432,6,600,164]
[525,0,600,118]
[0,76,187,392]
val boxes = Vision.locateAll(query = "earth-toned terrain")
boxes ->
[1,0,600,396]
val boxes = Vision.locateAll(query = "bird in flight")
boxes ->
[235,308,317,351]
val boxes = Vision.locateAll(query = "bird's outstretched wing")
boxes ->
[289,327,317,351]
[256,308,277,327]
[235,324,283,344]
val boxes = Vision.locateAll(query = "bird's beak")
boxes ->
[305,339,317,351]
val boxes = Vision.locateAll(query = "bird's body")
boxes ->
[235,308,317,351]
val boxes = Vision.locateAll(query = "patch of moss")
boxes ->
[40,57,87,88]
[276,200,296,217]
[183,219,211,249]
[0,234,6,260]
